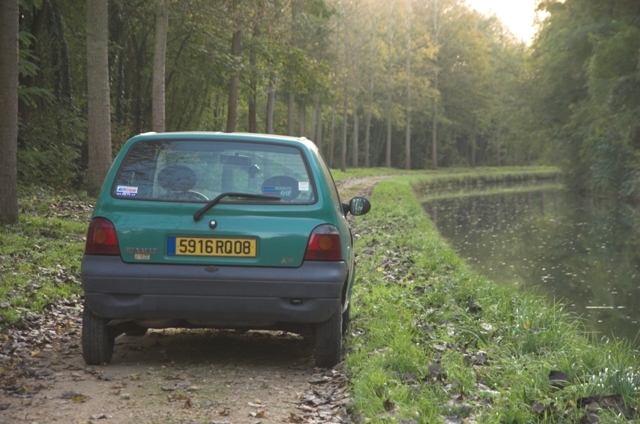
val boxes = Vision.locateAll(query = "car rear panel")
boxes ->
[82,255,346,323]
[90,133,344,268]
[94,199,333,267]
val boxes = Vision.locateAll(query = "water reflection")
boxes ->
[425,187,640,344]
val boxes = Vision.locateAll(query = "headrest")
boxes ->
[157,165,197,192]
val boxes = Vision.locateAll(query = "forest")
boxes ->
[1,0,640,223]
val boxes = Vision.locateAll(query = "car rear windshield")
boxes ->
[111,139,316,204]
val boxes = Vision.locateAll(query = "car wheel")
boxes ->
[124,323,148,337]
[342,303,351,335]
[82,305,115,365]
[315,307,342,368]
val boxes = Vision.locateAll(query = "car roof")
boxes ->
[128,132,318,151]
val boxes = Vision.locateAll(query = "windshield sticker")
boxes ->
[116,185,139,197]
[263,186,292,197]
[298,182,309,191]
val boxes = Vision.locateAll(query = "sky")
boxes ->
[465,0,539,44]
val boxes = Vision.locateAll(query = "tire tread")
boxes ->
[82,305,114,365]
[315,308,342,368]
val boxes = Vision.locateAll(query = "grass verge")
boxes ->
[331,166,560,184]
[346,177,640,423]
[0,187,92,325]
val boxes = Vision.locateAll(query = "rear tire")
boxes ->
[342,303,351,335]
[315,307,342,368]
[82,304,115,365]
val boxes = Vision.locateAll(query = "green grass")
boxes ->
[0,188,92,324]
[346,177,640,423]
[331,165,560,184]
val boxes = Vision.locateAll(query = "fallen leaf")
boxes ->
[289,413,304,423]
[170,392,189,401]
[249,410,266,418]
[72,394,87,403]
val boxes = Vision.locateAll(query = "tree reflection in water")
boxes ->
[425,186,640,345]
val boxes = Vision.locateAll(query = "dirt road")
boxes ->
[0,177,384,424]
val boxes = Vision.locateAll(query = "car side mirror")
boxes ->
[343,197,371,216]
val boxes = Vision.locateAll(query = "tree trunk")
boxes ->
[288,93,295,136]
[329,100,336,168]
[385,4,393,168]
[496,128,501,166]
[86,0,112,196]
[386,104,392,167]
[471,125,476,168]
[405,0,411,170]
[249,24,259,133]
[0,0,19,223]
[365,22,375,168]
[226,29,241,132]
[298,102,306,136]
[316,103,323,149]
[431,0,439,170]
[352,108,359,168]
[431,95,437,169]
[364,102,372,167]
[352,0,360,168]
[266,78,275,134]
[341,94,347,172]
[152,0,168,132]
[311,98,318,143]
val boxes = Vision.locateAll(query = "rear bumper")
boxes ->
[81,255,347,325]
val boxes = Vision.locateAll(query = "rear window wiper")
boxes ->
[193,192,281,221]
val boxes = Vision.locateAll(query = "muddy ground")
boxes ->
[0,177,385,424]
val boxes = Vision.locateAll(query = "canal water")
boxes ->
[424,185,640,344]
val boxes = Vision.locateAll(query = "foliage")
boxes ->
[531,0,640,200]
[12,0,639,198]
[15,0,537,189]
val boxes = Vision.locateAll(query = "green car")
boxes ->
[81,132,371,367]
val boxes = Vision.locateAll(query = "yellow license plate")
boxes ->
[170,237,256,257]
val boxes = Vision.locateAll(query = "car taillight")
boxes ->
[85,218,120,255]
[304,225,342,261]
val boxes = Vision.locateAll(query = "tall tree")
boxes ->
[226,29,241,132]
[431,0,440,169]
[351,0,360,168]
[248,22,259,133]
[265,73,275,133]
[341,89,348,172]
[405,0,411,169]
[363,6,377,168]
[86,0,112,196]
[385,2,393,168]
[152,0,169,132]
[288,93,295,135]
[0,0,19,223]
